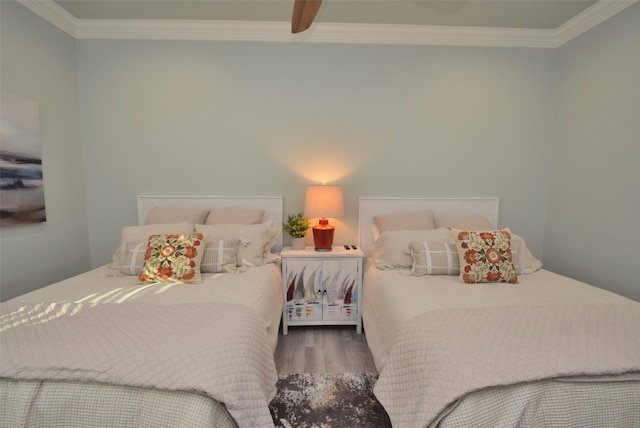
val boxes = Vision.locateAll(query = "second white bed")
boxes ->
[358,197,640,428]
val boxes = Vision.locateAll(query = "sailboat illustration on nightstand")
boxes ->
[281,246,364,334]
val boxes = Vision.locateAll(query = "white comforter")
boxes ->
[0,301,277,428]
[362,266,638,372]
[12,264,283,352]
[374,303,640,428]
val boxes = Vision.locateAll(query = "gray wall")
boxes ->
[76,41,554,268]
[0,1,90,300]
[545,3,640,300]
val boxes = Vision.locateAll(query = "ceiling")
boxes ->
[19,0,637,47]
[54,1,597,30]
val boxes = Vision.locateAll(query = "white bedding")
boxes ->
[12,263,282,352]
[362,263,636,372]
[375,304,640,427]
[1,264,283,428]
[363,264,640,427]
[358,197,640,426]
[1,301,277,428]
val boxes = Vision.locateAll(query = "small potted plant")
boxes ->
[283,212,310,250]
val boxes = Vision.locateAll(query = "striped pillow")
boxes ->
[409,241,460,276]
[201,239,240,273]
[372,228,455,270]
[195,223,278,267]
[118,241,149,275]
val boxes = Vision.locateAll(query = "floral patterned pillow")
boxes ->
[454,229,518,284]
[138,233,205,284]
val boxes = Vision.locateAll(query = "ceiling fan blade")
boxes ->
[291,0,323,33]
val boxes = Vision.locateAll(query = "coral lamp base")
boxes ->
[312,219,334,251]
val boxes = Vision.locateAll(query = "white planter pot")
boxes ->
[291,237,305,250]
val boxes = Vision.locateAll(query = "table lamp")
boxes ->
[304,185,344,251]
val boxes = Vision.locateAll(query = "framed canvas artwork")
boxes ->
[1,93,46,225]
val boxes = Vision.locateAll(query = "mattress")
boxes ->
[362,263,640,427]
[1,264,283,428]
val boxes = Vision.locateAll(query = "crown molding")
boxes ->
[17,0,77,37]
[73,20,557,48]
[15,0,637,48]
[75,20,292,42]
[554,0,637,47]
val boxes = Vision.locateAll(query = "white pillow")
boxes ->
[195,223,278,267]
[511,233,543,274]
[373,210,435,233]
[435,216,493,230]
[373,228,455,270]
[144,208,209,225]
[205,207,265,225]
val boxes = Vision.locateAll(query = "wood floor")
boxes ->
[274,326,377,374]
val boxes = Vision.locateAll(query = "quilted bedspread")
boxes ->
[0,301,278,428]
[374,303,640,428]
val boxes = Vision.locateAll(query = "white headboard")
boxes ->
[137,195,284,251]
[358,197,499,257]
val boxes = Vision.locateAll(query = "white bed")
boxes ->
[0,195,284,428]
[359,197,640,428]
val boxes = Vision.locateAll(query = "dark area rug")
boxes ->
[269,373,392,428]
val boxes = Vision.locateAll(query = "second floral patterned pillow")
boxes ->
[453,228,518,284]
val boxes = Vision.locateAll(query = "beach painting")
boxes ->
[1,93,46,225]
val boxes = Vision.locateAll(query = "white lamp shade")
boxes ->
[304,186,344,219]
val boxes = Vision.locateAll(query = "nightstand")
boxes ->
[281,246,364,335]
